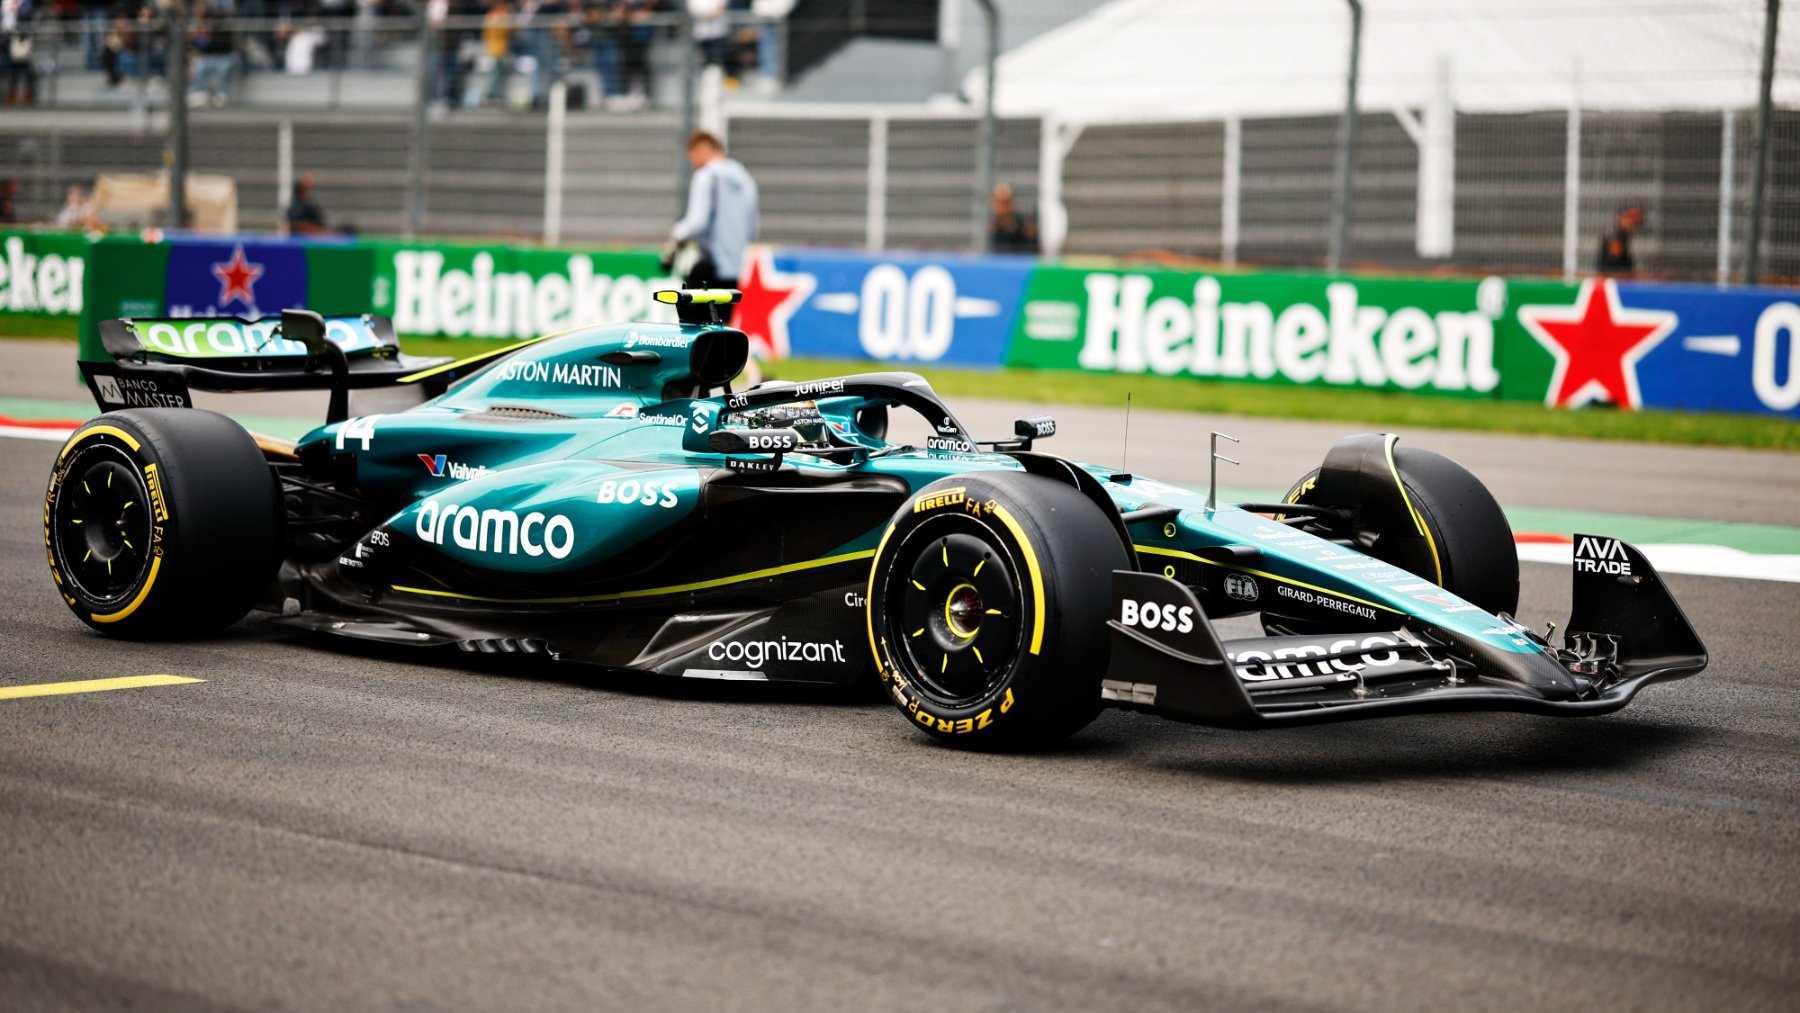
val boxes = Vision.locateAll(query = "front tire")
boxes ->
[1281,441,1518,617]
[46,409,283,637]
[866,472,1129,749]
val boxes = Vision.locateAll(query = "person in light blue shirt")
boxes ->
[666,130,759,297]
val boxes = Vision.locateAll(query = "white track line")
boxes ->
[0,424,76,443]
[1516,542,1800,584]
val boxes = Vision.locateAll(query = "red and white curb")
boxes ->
[0,417,80,442]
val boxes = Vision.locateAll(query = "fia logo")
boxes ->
[1223,573,1259,602]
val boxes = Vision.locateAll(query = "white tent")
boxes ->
[970,0,1799,122]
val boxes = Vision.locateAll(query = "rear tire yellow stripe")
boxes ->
[60,424,141,460]
[91,556,161,624]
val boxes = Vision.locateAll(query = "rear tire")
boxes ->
[1281,445,1518,617]
[45,409,283,638]
[866,472,1129,750]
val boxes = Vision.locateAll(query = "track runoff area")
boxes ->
[4,365,1799,1009]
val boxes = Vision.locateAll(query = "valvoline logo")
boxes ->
[419,454,490,481]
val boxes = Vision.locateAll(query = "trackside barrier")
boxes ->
[46,231,1800,419]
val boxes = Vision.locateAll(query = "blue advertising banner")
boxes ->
[746,247,1033,368]
[1611,282,1800,417]
[164,240,309,319]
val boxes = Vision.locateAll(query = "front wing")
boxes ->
[1101,536,1706,728]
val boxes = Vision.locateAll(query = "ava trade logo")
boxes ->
[211,245,265,309]
[1517,280,1678,409]
[731,246,814,360]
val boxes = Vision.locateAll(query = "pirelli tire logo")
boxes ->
[1574,535,1632,576]
[912,486,967,514]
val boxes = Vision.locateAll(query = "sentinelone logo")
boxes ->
[384,251,675,339]
[1065,274,1501,393]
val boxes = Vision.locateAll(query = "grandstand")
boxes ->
[0,0,1792,281]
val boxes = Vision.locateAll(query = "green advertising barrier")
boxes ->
[0,229,90,318]
[1005,263,1546,400]
[366,239,673,340]
[79,235,172,361]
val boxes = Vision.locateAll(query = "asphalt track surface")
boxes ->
[3,351,1799,1010]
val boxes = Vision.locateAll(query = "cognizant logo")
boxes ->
[415,499,576,558]
[707,637,847,667]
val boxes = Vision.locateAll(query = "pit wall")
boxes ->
[17,230,1794,419]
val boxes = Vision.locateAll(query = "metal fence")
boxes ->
[2,7,1794,284]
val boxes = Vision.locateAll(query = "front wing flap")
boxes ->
[1102,536,1705,729]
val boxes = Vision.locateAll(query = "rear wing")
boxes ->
[81,309,451,424]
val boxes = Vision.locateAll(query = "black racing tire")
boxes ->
[866,471,1130,750]
[1281,447,1518,618]
[45,408,283,638]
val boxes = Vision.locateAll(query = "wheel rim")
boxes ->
[885,520,1024,708]
[54,447,154,605]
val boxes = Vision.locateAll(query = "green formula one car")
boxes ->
[44,290,1707,748]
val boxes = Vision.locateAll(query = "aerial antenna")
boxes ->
[1206,431,1240,513]
[1120,392,1133,473]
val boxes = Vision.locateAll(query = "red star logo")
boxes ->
[1518,280,1677,409]
[211,244,265,309]
[730,247,814,360]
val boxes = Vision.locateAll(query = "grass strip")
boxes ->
[8,326,1793,451]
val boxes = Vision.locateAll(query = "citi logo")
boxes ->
[419,454,491,481]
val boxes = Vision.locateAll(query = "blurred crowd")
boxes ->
[0,0,788,110]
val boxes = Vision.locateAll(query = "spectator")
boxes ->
[426,0,467,108]
[54,184,103,230]
[686,0,725,70]
[478,0,512,106]
[0,177,17,223]
[612,0,654,109]
[518,0,568,110]
[102,6,138,87]
[278,11,327,75]
[285,172,328,235]
[664,129,758,310]
[2,0,37,106]
[987,183,1038,254]
[1597,204,1644,275]
[189,3,235,108]
[583,0,621,101]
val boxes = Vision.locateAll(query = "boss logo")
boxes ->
[1120,599,1195,633]
[746,432,796,451]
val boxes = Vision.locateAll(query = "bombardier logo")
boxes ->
[1574,535,1632,575]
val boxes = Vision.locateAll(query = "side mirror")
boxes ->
[1015,415,1056,441]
